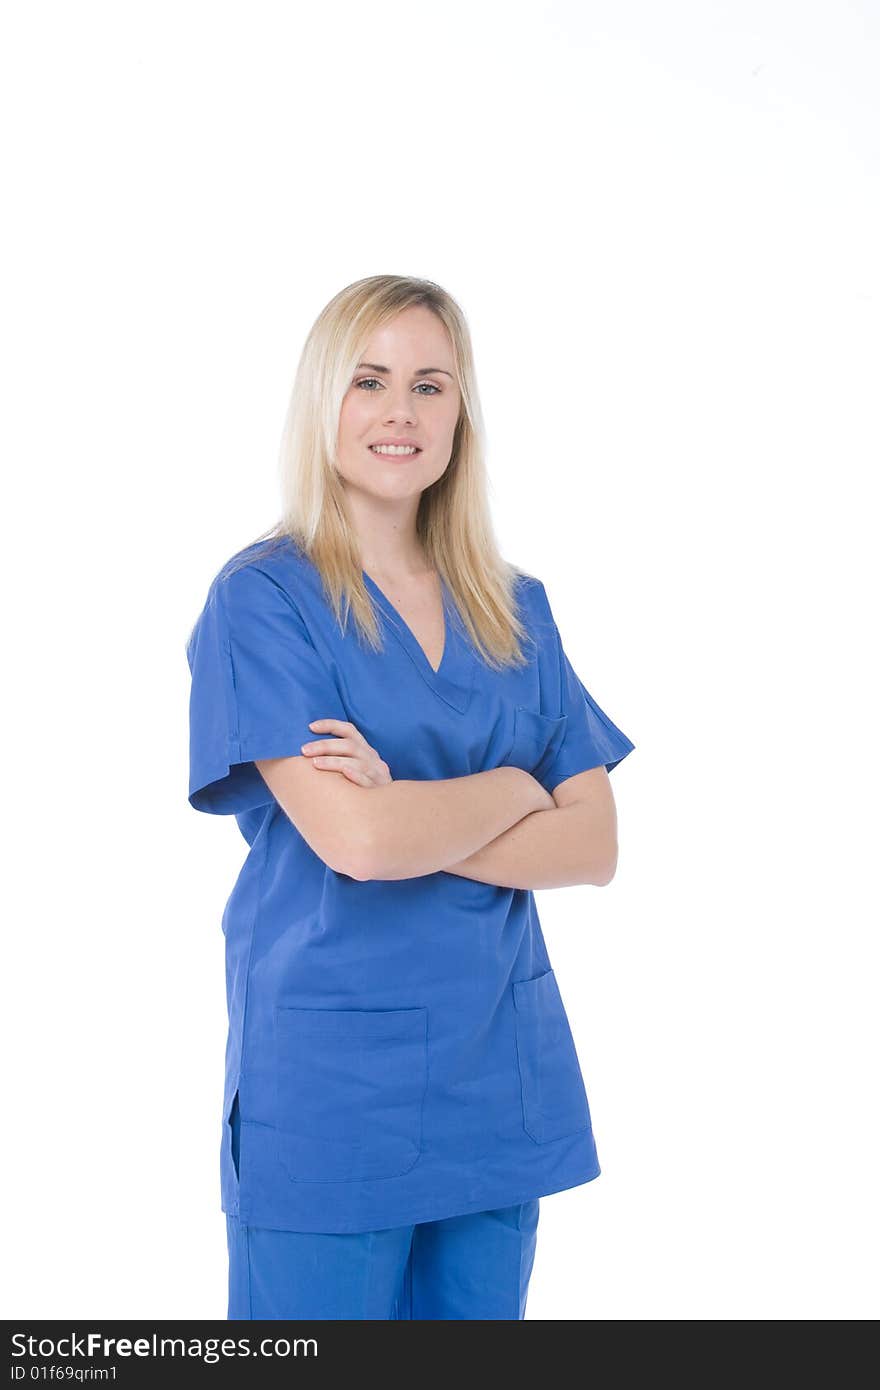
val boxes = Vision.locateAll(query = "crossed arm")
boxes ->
[441,766,618,889]
[255,726,618,890]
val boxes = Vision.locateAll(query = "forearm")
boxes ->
[444,800,616,889]
[355,766,546,881]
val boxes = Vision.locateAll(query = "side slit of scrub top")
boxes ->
[185,535,635,1235]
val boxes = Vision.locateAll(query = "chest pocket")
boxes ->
[502,706,568,786]
[273,1005,428,1183]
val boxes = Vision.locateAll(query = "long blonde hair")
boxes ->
[237,274,532,669]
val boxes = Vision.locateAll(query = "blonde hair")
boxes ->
[239,274,532,669]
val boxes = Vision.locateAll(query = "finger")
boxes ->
[309,755,354,772]
[339,764,372,787]
[308,718,367,744]
[311,756,371,786]
[301,737,355,756]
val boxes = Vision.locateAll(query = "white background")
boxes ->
[3,0,877,1320]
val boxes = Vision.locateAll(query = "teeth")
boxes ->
[370,444,419,456]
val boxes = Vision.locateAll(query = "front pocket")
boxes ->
[512,969,591,1143]
[273,1005,428,1183]
[505,707,568,785]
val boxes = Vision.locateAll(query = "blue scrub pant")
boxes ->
[226,1202,539,1320]
[227,1095,539,1319]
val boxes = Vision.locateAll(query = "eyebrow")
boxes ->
[356,361,455,379]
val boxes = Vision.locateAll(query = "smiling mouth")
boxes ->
[368,445,423,457]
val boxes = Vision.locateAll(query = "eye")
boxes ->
[355,377,441,395]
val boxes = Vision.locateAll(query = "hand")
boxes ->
[300,718,392,788]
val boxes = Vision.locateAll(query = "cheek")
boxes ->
[338,393,371,444]
[441,401,462,443]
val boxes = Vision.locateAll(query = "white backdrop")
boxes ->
[3,0,877,1320]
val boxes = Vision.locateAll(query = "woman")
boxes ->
[185,274,635,1320]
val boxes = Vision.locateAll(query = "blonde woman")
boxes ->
[185,274,635,1320]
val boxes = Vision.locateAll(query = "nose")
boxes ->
[383,385,416,424]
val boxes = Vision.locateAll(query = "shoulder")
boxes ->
[208,534,316,612]
[187,537,315,670]
[213,533,304,587]
[508,564,553,627]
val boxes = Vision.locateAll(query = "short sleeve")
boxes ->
[185,563,346,815]
[537,608,635,795]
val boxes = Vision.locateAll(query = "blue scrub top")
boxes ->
[186,535,635,1234]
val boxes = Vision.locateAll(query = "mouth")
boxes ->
[368,444,423,460]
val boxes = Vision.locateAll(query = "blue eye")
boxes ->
[355,378,441,395]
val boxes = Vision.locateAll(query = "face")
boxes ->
[336,305,461,506]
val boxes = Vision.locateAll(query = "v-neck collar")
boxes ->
[362,569,475,714]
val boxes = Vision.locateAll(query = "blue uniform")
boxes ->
[186,535,634,1236]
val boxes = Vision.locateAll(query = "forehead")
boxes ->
[361,306,454,365]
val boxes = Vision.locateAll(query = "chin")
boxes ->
[343,467,432,497]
